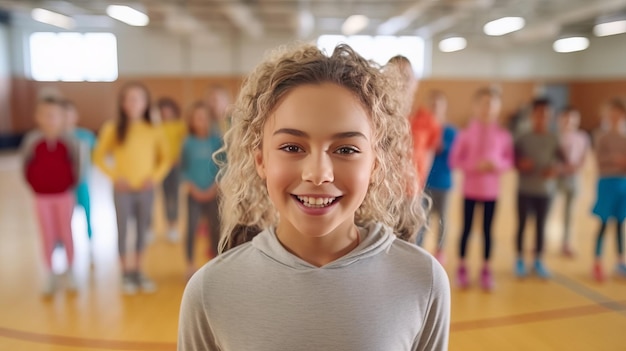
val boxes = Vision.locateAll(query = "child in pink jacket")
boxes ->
[449,87,514,291]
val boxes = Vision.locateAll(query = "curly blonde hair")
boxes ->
[217,43,425,252]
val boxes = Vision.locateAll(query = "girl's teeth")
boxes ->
[296,196,336,208]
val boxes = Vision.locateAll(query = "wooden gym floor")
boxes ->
[0,151,624,351]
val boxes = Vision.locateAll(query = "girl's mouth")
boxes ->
[293,195,341,208]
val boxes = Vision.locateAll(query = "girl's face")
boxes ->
[160,105,177,121]
[191,107,210,136]
[65,106,78,130]
[429,96,447,122]
[37,103,65,137]
[532,105,551,132]
[475,95,501,123]
[559,111,580,132]
[123,86,149,121]
[205,90,229,120]
[255,83,375,239]
[608,105,626,130]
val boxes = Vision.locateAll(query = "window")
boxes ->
[29,32,118,82]
[317,35,425,77]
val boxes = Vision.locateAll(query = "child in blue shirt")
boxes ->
[181,102,223,279]
[423,91,456,264]
[64,100,97,263]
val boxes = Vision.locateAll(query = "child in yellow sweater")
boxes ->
[94,82,169,295]
[158,97,187,242]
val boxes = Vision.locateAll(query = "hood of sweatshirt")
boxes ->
[251,222,396,270]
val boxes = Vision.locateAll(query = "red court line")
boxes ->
[0,327,176,351]
[451,300,626,332]
[1,300,625,350]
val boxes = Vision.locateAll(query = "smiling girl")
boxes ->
[178,44,450,351]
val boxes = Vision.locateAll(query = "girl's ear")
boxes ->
[254,147,266,180]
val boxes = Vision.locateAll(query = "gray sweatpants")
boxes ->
[416,188,450,248]
[114,190,154,255]
[558,175,579,246]
[162,165,181,223]
[186,195,221,262]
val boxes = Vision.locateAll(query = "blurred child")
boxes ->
[180,102,223,279]
[514,98,564,279]
[21,97,81,296]
[423,91,457,263]
[386,55,441,188]
[449,87,514,290]
[591,98,626,282]
[178,44,450,350]
[158,97,187,242]
[64,100,97,264]
[556,106,590,257]
[94,82,169,295]
[204,85,231,138]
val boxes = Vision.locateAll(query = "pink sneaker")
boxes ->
[435,251,446,266]
[562,246,575,258]
[481,266,494,291]
[457,264,469,289]
[593,262,604,283]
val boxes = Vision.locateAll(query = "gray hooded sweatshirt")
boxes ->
[178,222,450,351]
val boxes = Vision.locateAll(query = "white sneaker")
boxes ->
[89,247,96,270]
[167,228,179,243]
[65,270,78,292]
[42,274,58,297]
[135,272,157,294]
[145,230,155,245]
[122,273,138,295]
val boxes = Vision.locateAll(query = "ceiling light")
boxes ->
[438,37,467,52]
[31,8,75,30]
[296,10,315,38]
[483,17,525,36]
[553,37,589,53]
[106,5,149,27]
[593,19,626,37]
[378,16,410,36]
[342,15,369,36]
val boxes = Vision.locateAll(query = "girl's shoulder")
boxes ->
[209,135,224,145]
[190,239,258,282]
[386,236,449,288]
[495,127,513,142]
[369,224,443,272]
[101,120,116,129]
[22,129,44,143]
[443,125,457,136]
[98,121,116,136]
[455,126,471,139]
[183,135,202,148]
[389,235,439,263]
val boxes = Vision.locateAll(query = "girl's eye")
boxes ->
[335,146,360,155]
[279,145,303,153]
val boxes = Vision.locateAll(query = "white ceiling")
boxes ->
[2,0,626,46]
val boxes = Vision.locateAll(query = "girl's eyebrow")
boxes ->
[273,128,368,140]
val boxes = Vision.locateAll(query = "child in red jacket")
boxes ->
[21,97,81,297]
